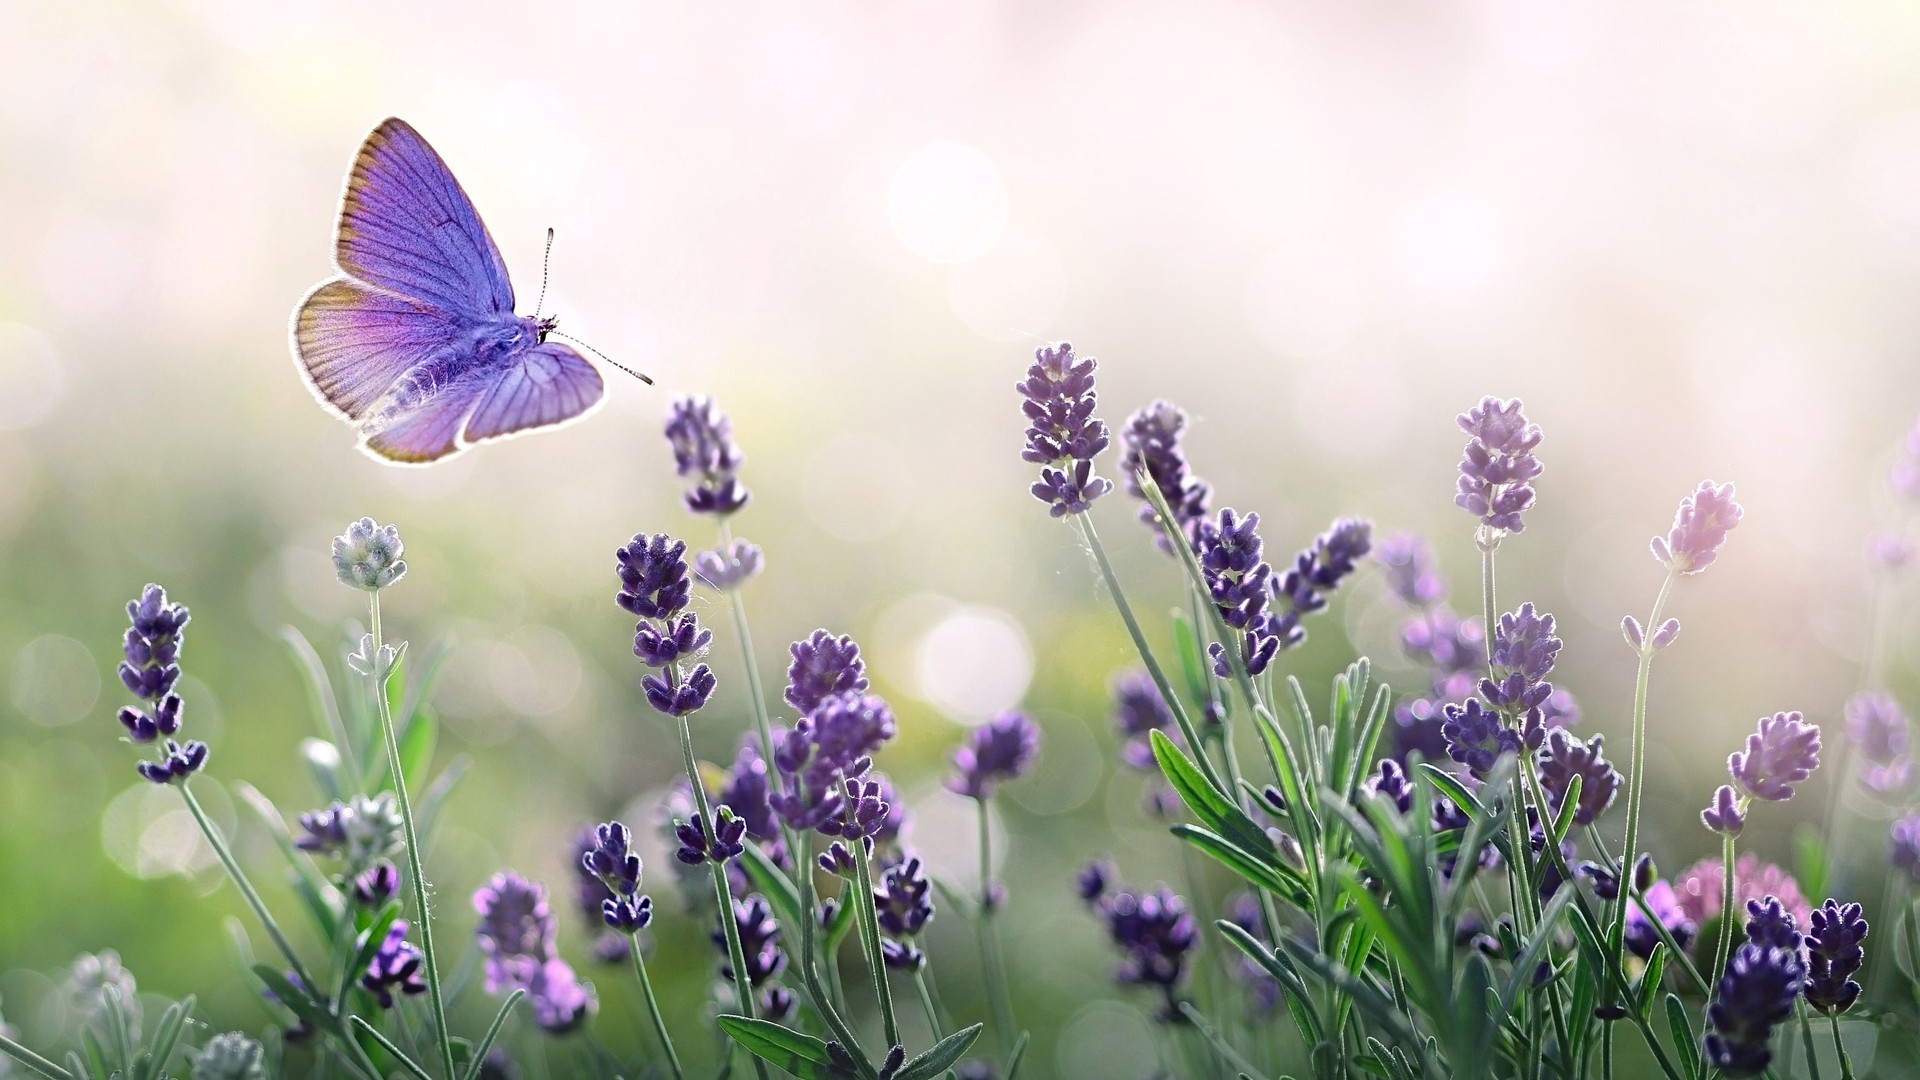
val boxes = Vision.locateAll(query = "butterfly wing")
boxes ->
[463,342,606,443]
[334,118,515,317]
[293,279,464,420]
[360,342,605,464]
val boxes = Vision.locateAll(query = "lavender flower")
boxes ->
[352,861,399,907]
[1195,508,1279,675]
[569,828,630,963]
[1077,859,1114,903]
[618,532,719,718]
[875,856,934,970]
[1264,517,1373,654]
[191,1031,266,1080]
[473,872,558,994]
[1703,938,1805,1078]
[1112,671,1175,769]
[1483,604,1560,719]
[694,539,764,591]
[332,518,407,591]
[1844,692,1909,765]
[1536,729,1620,826]
[520,958,594,1034]
[1442,698,1519,779]
[361,920,427,1008]
[1805,899,1868,1015]
[1624,881,1696,960]
[1091,882,1198,1018]
[1363,759,1415,814]
[666,395,750,516]
[672,807,747,868]
[1745,896,1801,951]
[820,777,893,850]
[633,613,712,668]
[1894,814,1920,883]
[1672,855,1813,932]
[616,533,693,619]
[722,735,780,841]
[1454,397,1542,537]
[715,897,787,990]
[947,711,1040,800]
[1729,711,1821,801]
[784,630,870,714]
[1701,785,1745,836]
[1375,532,1445,607]
[295,793,403,876]
[581,821,654,934]
[117,584,208,785]
[1651,481,1743,575]
[1120,400,1210,553]
[770,692,897,834]
[1018,342,1113,517]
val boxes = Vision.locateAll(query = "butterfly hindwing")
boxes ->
[293,278,464,420]
[336,118,516,318]
[464,342,606,443]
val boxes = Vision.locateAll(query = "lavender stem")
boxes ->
[627,932,683,1080]
[853,846,902,1049]
[976,797,1017,1055]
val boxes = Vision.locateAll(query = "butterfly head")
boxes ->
[535,314,560,342]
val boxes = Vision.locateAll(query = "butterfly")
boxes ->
[291,118,647,464]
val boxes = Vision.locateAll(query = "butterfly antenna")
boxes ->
[550,330,654,385]
[532,228,556,319]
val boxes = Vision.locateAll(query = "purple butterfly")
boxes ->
[291,118,644,464]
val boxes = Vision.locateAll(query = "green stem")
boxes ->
[912,967,946,1041]
[1713,832,1738,986]
[1829,1010,1854,1080]
[177,783,320,997]
[1798,1000,1822,1080]
[976,797,1017,1056]
[1605,572,1675,1039]
[628,934,684,1080]
[369,594,455,1080]
[1075,512,1223,791]
[0,1034,70,1080]
[853,845,902,1049]
[672,706,768,1080]
[794,832,872,1073]
[717,521,781,778]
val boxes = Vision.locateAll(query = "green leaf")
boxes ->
[714,1016,841,1079]
[281,626,356,769]
[461,989,525,1080]
[251,966,334,1036]
[1549,773,1581,844]
[1636,943,1669,1019]
[1215,921,1323,1046]
[1172,824,1308,905]
[894,1023,984,1080]
[348,1016,433,1080]
[1498,886,1574,1014]
[80,1030,108,1080]
[1171,609,1210,705]
[143,995,193,1080]
[1664,993,1700,1080]
[740,840,804,932]
[1151,730,1275,858]
[300,738,345,803]
[1005,1031,1030,1080]
[1454,953,1496,1077]
[1794,823,1828,905]
[416,753,470,842]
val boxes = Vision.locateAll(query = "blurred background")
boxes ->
[4,0,1920,1075]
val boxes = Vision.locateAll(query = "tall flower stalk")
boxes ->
[948,712,1040,1054]
[334,518,455,1080]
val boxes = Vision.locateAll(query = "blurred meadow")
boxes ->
[5,1,1920,1075]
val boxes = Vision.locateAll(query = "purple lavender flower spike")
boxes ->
[135,739,210,785]
[761,986,796,1022]
[1805,899,1868,1014]
[1375,532,1445,607]
[581,820,655,934]
[1844,692,1910,765]
[1624,881,1696,960]
[616,533,693,620]
[1264,517,1373,655]
[118,585,208,782]
[362,920,427,1008]
[1120,400,1210,553]
[674,807,747,866]
[770,692,896,835]
[721,736,781,841]
[785,630,870,714]
[1701,784,1745,836]
[1703,938,1806,1078]
[875,856,934,970]
[633,612,712,668]
[1018,342,1114,517]
[947,711,1041,800]
[1482,604,1561,741]
[1442,698,1520,779]
[1455,396,1543,537]
[522,958,594,1034]
[1744,896,1801,951]
[1729,711,1821,801]
[1194,508,1281,675]
[1076,859,1114,903]
[1091,881,1199,1019]
[1363,759,1415,814]
[715,897,786,991]
[694,539,764,591]
[642,664,717,717]
[1112,670,1174,769]
[1651,481,1743,575]
[1892,814,1920,883]
[666,395,750,516]
[473,872,558,994]
[353,860,399,907]
[1537,729,1621,826]
[821,777,892,849]
[1649,618,1681,650]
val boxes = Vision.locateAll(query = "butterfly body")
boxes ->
[291,119,608,464]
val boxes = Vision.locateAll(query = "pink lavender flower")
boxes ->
[1536,730,1620,826]
[1892,814,1920,883]
[1120,400,1211,553]
[1455,397,1542,536]
[474,872,558,994]
[947,711,1041,800]
[1729,711,1821,801]
[784,630,870,714]
[1018,342,1114,517]
[1672,855,1812,932]
[361,920,426,1008]
[1375,532,1446,607]
[1651,481,1743,575]
[666,395,750,516]
[1805,899,1867,1014]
